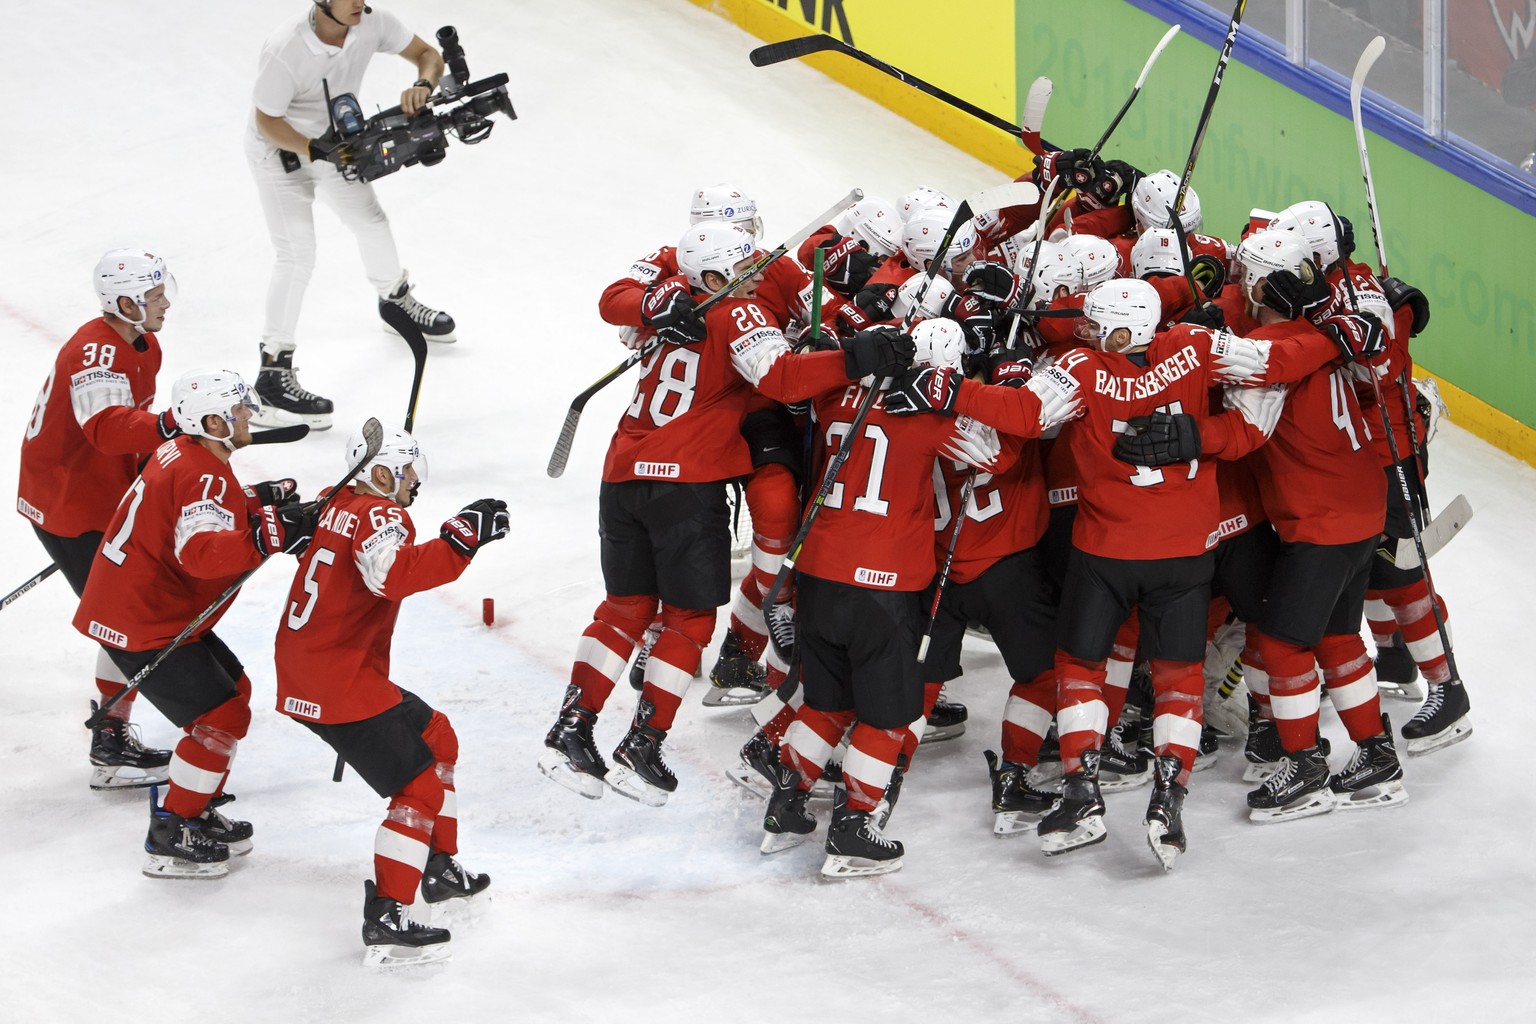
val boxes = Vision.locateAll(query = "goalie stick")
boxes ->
[545,188,864,479]
[1173,0,1248,216]
[86,417,386,730]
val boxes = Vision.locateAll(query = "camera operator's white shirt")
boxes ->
[245,8,413,160]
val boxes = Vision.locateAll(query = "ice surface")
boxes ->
[1,1,1530,1020]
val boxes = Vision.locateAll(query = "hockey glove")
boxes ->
[1337,214,1356,260]
[1318,311,1386,364]
[243,478,300,509]
[1381,276,1431,336]
[1112,412,1202,467]
[1104,159,1145,199]
[1260,262,1331,322]
[252,500,320,557]
[962,260,1022,308]
[1189,254,1227,297]
[818,235,881,295]
[884,366,960,417]
[1079,163,1131,210]
[854,282,898,322]
[156,409,182,441]
[841,325,915,380]
[307,130,357,167]
[989,357,1034,389]
[440,498,510,558]
[1034,147,1102,192]
[640,279,706,346]
[1180,301,1226,330]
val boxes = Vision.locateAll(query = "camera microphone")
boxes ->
[364,4,372,11]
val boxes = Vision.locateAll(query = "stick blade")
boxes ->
[249,424,310,445]
[359,416,385,461]
[750,35,842,67]
[1352,35,1387,108]
[547,405,582,478]
[379,301,429,362]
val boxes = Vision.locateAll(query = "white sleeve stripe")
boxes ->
[355,523,408,597]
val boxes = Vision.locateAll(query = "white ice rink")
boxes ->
[2,1,1533,1019]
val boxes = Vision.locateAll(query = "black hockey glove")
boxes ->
[252,499,320,557]
[962,260,1022,307]
[1179,301,1226,330]
[854,282,898,322]
[817,235,881,295]
[1318,311,1386,364]
[1034,147,1102,192]
[640,279,706,345]
[243,478,300,508]
[883,366,960,417]
[1337,214,1356,260]
[307,130,357,167]
[1381,276,1431,336]
[1104,159,1145,199]
[1189,254,1227,297]
[440,498,510,558]
[841,325,915,380]
[1260,261,1330,321]
[1113,412,1202,467]
[156,409,182,441]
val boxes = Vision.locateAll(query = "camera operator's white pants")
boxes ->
[250,149,403,359]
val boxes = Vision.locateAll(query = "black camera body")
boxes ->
[317,26,516,184]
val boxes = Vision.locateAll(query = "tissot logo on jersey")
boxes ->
[181,500,235,532]
[1094,344,1202,402]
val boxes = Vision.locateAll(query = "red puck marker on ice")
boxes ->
[482,598,495,626]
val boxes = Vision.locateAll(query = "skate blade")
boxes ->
[820,853,903,879]
[1193,750,1218,772]
[362,941,452,969]
[920,723,966,743]
[760,829,812,855]
[224,838,254,856]
[1378,679,1426,702]
[604,766,670,807]
[1099,769,1151,793]
[1039,818,1107,856]
[1405,718,1472,757]
[700,685,768,708]
[1248,791,1336,824]
[537,750,606,800]
[90,764,169,791]
[142,854,228,880]
[992,810,1042,837]
[1333,778,1409,811]
[724,763,771,799]
[1242,761,1279,783]
[1146,822,1183,872]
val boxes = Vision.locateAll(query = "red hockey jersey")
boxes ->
[932,432,1048,585]
[18,319,163,538]
[73,437,261,652]
[273,487,471,724]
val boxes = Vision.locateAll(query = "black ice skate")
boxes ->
[723,729,780,798]
[1374,633,1425,702]
[761,761,816,855]
[1330,713,1409,811]
[252,350,333,430]
[822,805,903,879]
[1401,679,1472,756]
[362,880,451,968]
[89,701,170,791]
[538,687,609,800]
[381,271,457,343]
[1098,715,1151,792]
[703,631,768,708]
[420,851,491,905]
[143,786,229,880]
[199,793,253,855]
[1039,750,1108,855]
[921,689,968,743]
[1194,723,1220,772]
[1144,755,1187,871]
[607,699,677,806]
[1247,744,1334,823]
[985,749,1056,837]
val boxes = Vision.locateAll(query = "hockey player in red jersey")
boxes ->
[73,369,317,878]
[274,427,505,967]
[541,221,914,807]
[17,249,181,789]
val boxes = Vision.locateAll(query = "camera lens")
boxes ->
[437,26,459,49]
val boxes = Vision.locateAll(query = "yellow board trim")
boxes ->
[689,0,1536,467]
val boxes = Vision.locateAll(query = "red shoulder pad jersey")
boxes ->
[933,431,1048,584]
[73,437,261,651]
[273,487,471,724]
[1216,289,1387,545]
[1322,259,1414,467]
[602,296,849,483]
[599,246,677,332]
[18,319,164,537]
[798,385,999,591]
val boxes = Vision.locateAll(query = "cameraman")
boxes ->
[246,0,457,430]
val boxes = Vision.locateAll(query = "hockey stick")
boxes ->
[546,187,865,478]
[1095,23,1181,159]
[380,302,430,434]
[758,186,1032,660]
[750,35,1028,141]
[1,563,59,612]
[1173,0,1248,216]
[919,470,976,664]
[85,417,385,730]
[250,424,311,445]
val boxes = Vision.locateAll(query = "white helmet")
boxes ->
[350,427,427,495]
[911,318,967,371]
[1015,240,1084,309]
[1269,200,1342,267]
[1065,234,1122,287]
[900,186,954,222]
[689,184,763,239]
[676,222,758,291]
[1132,170,1202,233]
[891,272,955,321]
[1131,228,1186,278]
[95,248,176,323]
[843,198,902,257]
[1234,228,1310,303]
[171,370,258,448]
[1077,279,1162,351]
[901,209,975,273]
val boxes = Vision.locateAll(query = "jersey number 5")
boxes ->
[286,548,337,631]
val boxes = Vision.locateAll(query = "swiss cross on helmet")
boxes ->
[1065,234,1122,287]
[676,222,757,291]
[1234,228,1310,306]
[1132,170,1202,234]
[1268,200,1342,268]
